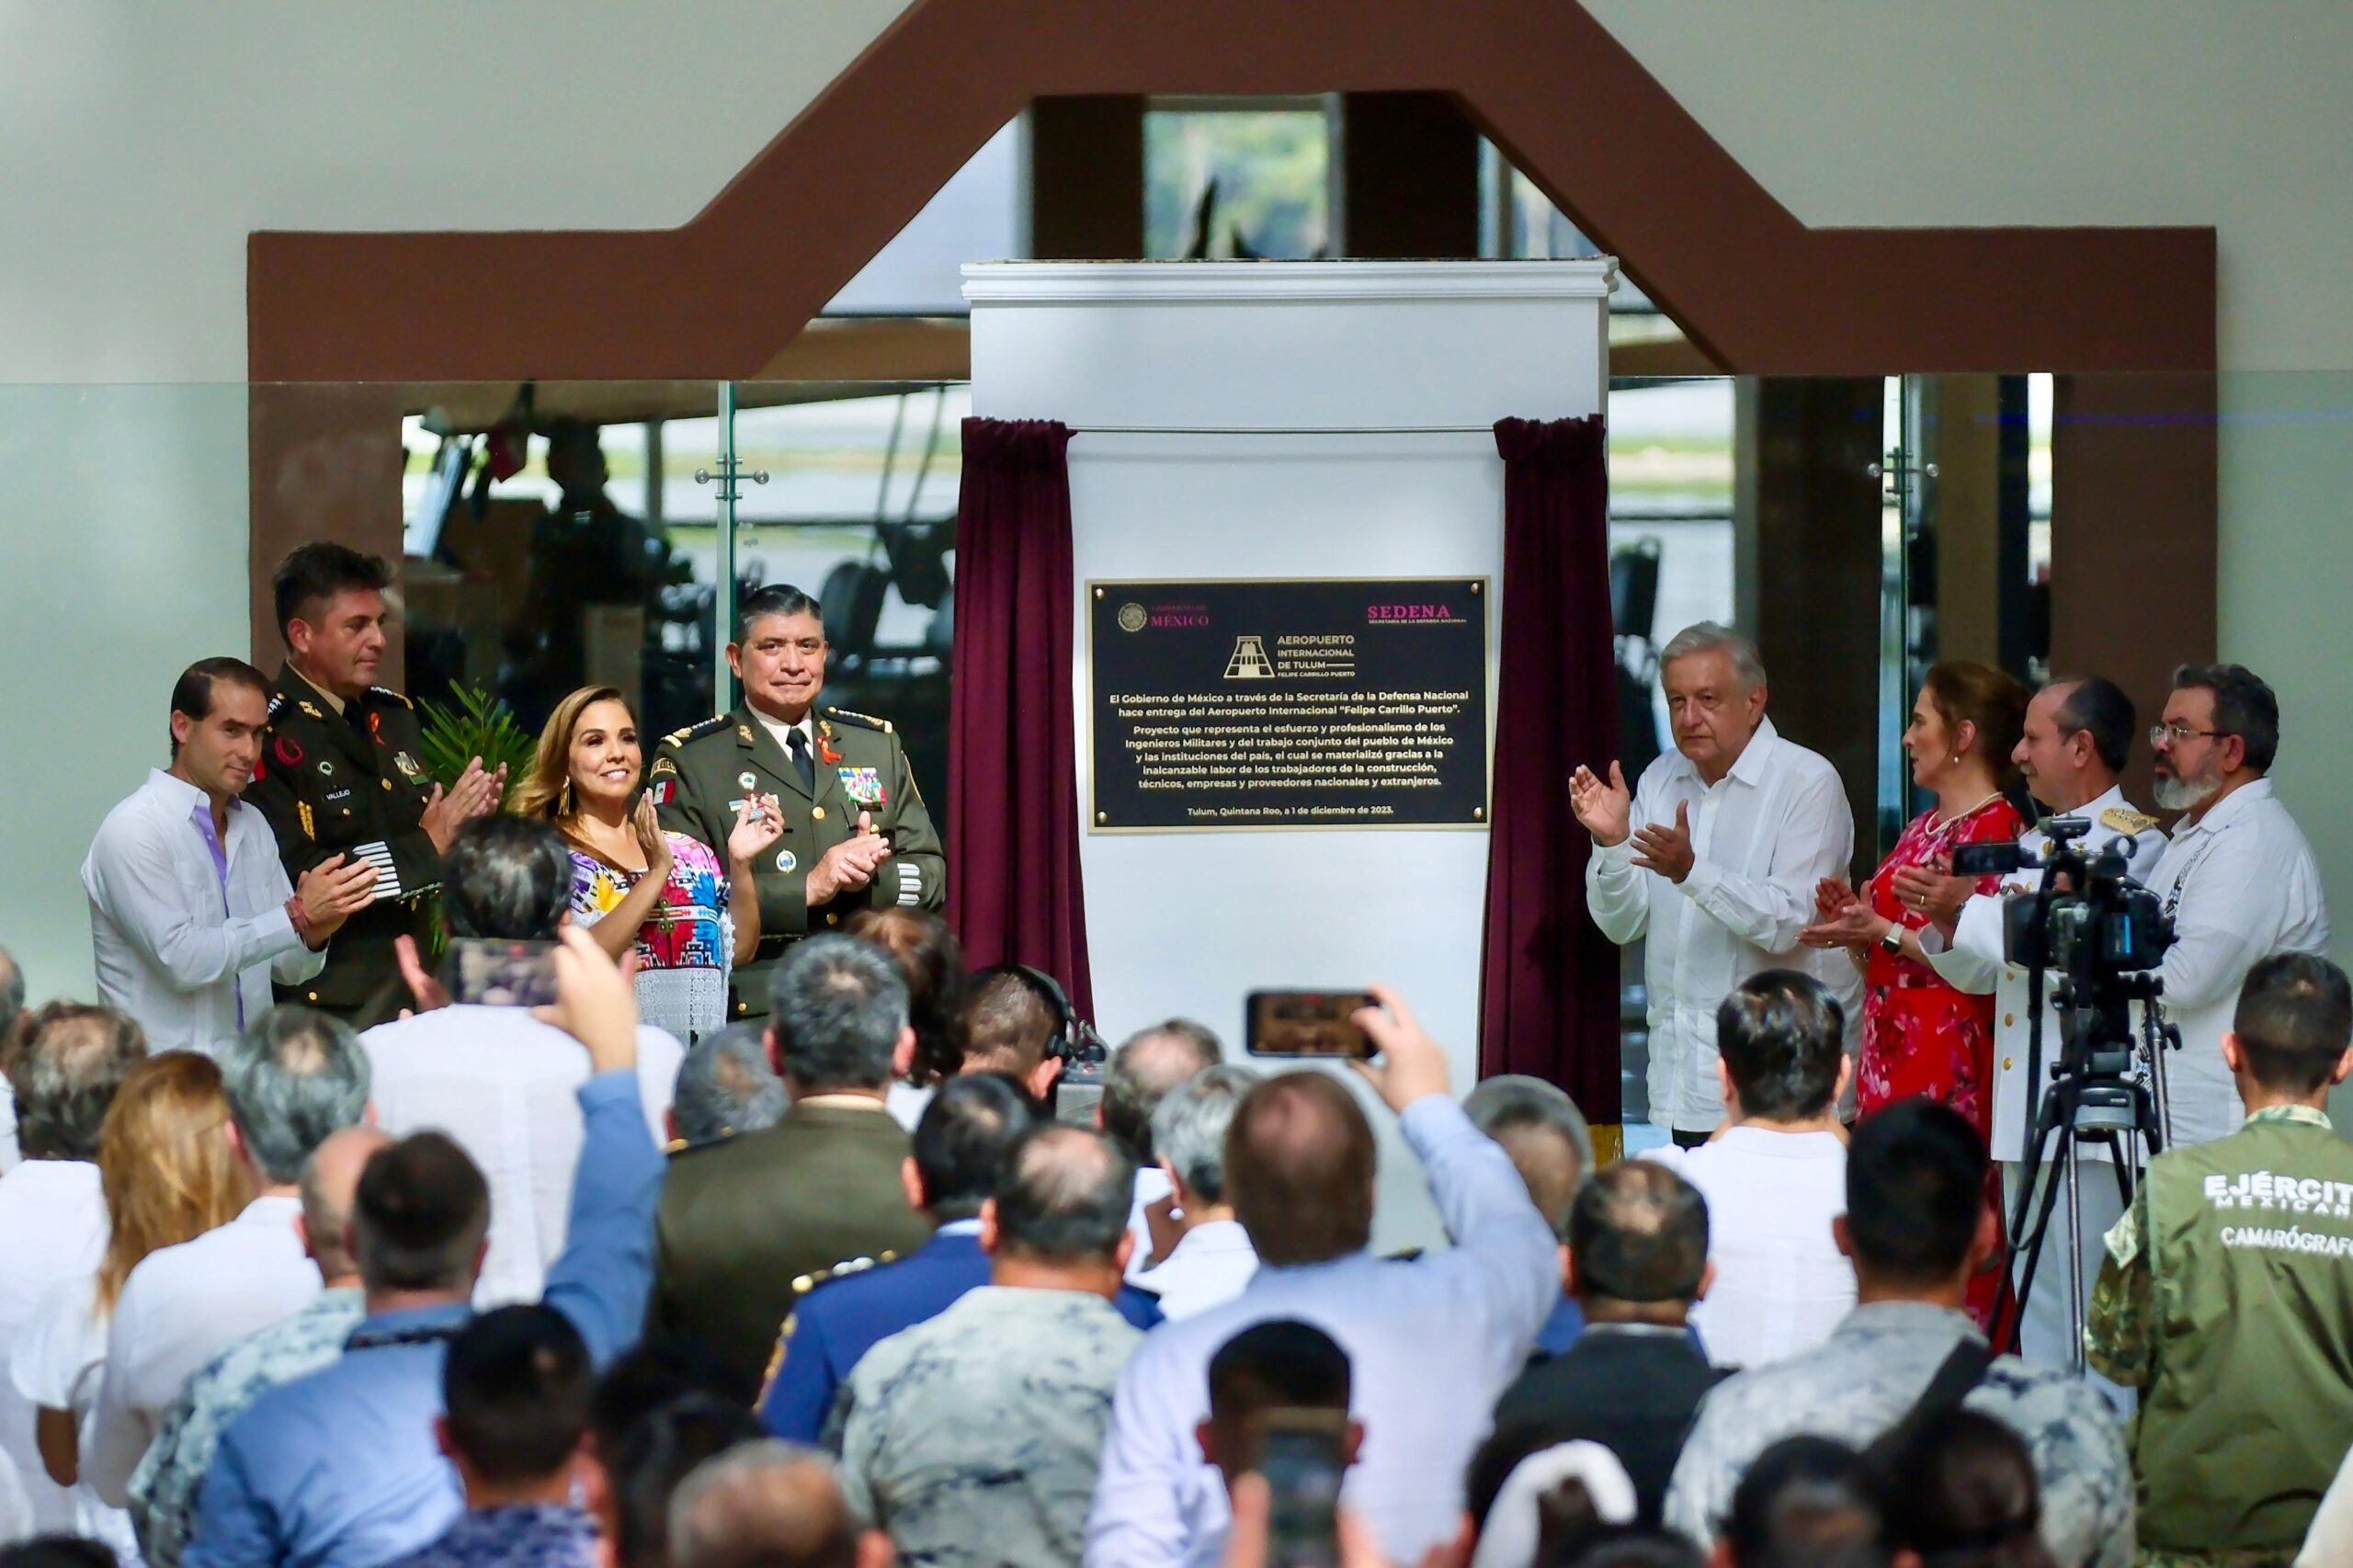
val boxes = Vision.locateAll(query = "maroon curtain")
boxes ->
[947,418,1095,1017]
[1480,415,1619,1118]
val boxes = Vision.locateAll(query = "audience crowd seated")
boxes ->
[14,619,2353,1568]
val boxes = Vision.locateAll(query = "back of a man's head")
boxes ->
[1151,1063,1257,1207]
[913,1072,1036,1221]
[220,1006,371,1185]
[2233,951,2353,1096]
[299,1125,392,1281]
[961,967,1062,1079]
[443,816,574,942]
[442,1304,594,1488]
[1464,1075,1594,1239]
[1204,1319,1351,1475]
[6,1002,145,1161]
[668,1441,864,1568]
[673,1025,788,1146]
[353,1131,491,1296]
[1102,1020,1223,1163]
[1725,1436,1893,1568]
[990,1124,1135,1267]
[1568,1162,1708,1309]
[768,936,908,1092]
[1876,1409,2048,1567]
[1844,1100,1987,1292]
[609,1394,767,1568]
[1715,971,1846,1124]
[1224,1073,1377,1266]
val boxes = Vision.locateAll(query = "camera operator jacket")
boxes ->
[2086,1105,2353,1556]
[1921,784,2164,1163]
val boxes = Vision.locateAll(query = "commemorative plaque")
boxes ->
[1089,578,1489,831]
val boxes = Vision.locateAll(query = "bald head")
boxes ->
[1101,1021,1222,1163]
[669,1441,863,1568]
[1224,1074,1377,1266]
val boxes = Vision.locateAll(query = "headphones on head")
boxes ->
[973,963,1104,1067]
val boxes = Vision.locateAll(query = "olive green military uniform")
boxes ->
[652,702,944,1023]
[243,667,446,1028]
[647,1099,934,1392]
[2086,1104,2353,1565]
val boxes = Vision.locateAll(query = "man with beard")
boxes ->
[2140,663,2328,1147]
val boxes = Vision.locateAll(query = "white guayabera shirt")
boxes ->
[1583,719,1861,1133]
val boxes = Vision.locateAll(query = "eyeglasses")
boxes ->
[2149,722,2226,746]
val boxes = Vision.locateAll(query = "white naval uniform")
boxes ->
[1919,785,2165,1386]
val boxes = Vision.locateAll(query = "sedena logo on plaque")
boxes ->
[1087,577,1491,832]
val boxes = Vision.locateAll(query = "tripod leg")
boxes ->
[2011,1118,2075,1358]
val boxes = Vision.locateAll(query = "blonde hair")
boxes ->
[96,1053,252,1314]
[513,685,633,824]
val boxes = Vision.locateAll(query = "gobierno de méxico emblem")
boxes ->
[1117,602,1149,632]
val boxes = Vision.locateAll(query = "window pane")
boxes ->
[1144,108,1330,259]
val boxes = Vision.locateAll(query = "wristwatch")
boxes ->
[1880,921,1904,955]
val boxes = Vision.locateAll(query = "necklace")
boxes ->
[1931,790,2003,829]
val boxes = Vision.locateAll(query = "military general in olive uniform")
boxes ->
[652,583,945,1025]
[244,544,507,1026]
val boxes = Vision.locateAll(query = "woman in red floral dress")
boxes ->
[1802,661,2031,1136]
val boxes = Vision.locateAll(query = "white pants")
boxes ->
[2001,1156,2137,1417]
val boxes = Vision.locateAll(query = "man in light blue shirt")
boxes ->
[84,657,380,1057]
[186,927,662,1568]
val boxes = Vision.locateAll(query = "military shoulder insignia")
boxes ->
[267,693,290,722]
[648,756,679,778]
[298,700,326,721]
[789,1253,897,1299]
[2101,806,2161,835]
[368,687,415,710]
[824,706,893,735]
[661,714,733,750]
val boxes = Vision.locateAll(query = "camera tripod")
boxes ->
[1998,971,2177,1369]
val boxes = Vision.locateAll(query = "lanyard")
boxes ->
[2161,824,2233,922]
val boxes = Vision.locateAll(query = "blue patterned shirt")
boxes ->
[130,1286,368,1568]
[387,1503,599,1568]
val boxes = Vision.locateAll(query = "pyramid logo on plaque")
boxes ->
[1223,636,1276,679]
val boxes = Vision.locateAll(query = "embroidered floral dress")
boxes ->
[566,831,731,1044]
[1856,796,2027,1134]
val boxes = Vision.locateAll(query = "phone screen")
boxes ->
[1258,1412,1347,1568]
[1245,992,1378,1060]
[443,938,560,1009]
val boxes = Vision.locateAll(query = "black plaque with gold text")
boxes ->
[1089,578,1489,831]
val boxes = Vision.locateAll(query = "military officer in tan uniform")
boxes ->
[244,543,506,1026]
[654,584,945,1023]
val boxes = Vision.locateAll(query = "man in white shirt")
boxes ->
[83,657,380,1057]
[367,815,680,1305]
[1135,1063,1259,1320]
[0,1004,143,1532]
[1910,676,2165,1377]
[2142,664,2329,1148]
[82,1003,373,1504]
[1646,971,1855,1369]
[1102,1018,1223,1278]
[1085,989,1557,1567]
[1572,623,1860,1145]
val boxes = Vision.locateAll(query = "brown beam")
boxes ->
[1339,91,1480,259]
[1029,96,1145,259]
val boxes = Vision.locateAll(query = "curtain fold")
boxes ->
[1480,415,1620,1119]
[946,417,1095,1017]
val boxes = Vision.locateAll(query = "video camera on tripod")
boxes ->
[1952,816,2181,1360]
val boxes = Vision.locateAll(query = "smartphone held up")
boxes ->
[1245,992,1381,1061]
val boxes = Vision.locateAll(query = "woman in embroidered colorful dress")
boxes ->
[517,687,782,1044]
[1801,660,2032,1136]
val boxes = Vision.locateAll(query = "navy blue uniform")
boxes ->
[758,1221,1164,1443]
